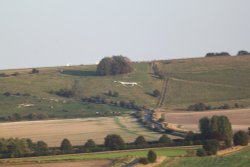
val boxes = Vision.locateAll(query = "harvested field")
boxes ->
[2,160,111,167]
[165,108,250,132]
[0,116,165,147]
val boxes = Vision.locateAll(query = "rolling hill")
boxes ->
[0,56,250,120]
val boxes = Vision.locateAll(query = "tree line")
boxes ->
[0,134,175,159]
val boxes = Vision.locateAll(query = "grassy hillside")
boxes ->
[159,56,250,109]
[0,56,250,119]
[0,63,162,119]
[171,147,250,167]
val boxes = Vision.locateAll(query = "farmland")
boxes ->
[165,108,250,132]
[0,116,167,147]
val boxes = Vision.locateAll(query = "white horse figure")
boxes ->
[114,81,142,87]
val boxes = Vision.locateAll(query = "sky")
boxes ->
[0,0,250,69]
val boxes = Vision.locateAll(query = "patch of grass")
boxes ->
[159,56,250,109]
[113,117,157,140]
[172,147,250,167]
[0,147,190,165]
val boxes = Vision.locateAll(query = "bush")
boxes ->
[153,89,161,97]
[147,150,157,163]
[202,139,220,155]
[233,131,249,146]
[97,55,133,75]
[196,148,207,157]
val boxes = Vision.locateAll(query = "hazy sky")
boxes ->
[0,0,250,69]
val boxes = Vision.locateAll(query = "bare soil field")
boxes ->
[2,160,111,167]
[0,116,164,147]
[165,108,250,132]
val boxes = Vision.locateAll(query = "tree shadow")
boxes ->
[61,70,99,77]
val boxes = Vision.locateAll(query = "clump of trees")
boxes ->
[205,52,231,57]
[0,138,49,158]
[1,112,50,122]
[199,115,233,147]
[237,50,250,56]
[97,56,133,75]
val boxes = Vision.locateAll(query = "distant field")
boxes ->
[0,116,167,147]
[171,147,250,167]
[165,108,250,132]
[0,147,192,166]
[159,56,250,109]
[2,160,112,167]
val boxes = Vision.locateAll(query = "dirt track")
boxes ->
[165,108,250,132]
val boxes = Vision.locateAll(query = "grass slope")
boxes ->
[0,56,250,118]
[159,56,250,109]
[0,63,162,118]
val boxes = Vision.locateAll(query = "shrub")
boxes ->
[196,148,207,157]
[202,139,220,155]
[153,89,161,97]
[147,150,157,163]
[233,131,249,146]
